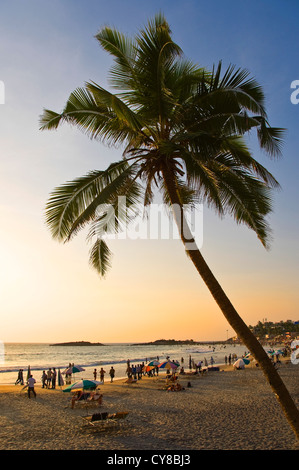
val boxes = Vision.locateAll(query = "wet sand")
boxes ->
[0,361,298,451]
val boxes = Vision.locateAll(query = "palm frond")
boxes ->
[86,81,142,131]
[89,238,112,277]
[207,158,273,247]
[45,160,140,242]
[95,26,136,91]
[39,109,64,131]
[256,119,285,158]
[220,136,280,188]
[40,86,142,145]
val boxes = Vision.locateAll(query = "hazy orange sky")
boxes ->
[0,1,298,343]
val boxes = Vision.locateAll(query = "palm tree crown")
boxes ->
[40,13,283,275]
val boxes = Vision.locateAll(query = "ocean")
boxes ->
[0,342,247,385]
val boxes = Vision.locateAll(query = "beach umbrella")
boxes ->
[62,379,102,392]
[147,360,159,366]
[143,364,156,372]
[58,369,64,387]
[245,353,254,360]
[143,360,159,371]
[233,359,245,369]
[242,358,250,365]
[62,365,85,374]
[158,361,178,370]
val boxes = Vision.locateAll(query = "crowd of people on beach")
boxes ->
[92,366,116,383]
[14,346,290,401]
[224,353,238,365]
[126,360,148,380]
[41,368,57,389]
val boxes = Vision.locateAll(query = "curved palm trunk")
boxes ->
[162,167,299,441]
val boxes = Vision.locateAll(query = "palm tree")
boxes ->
[40,14,299,439]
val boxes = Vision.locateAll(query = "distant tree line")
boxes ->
[248,320,299,338]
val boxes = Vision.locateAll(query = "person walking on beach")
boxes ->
[27,375,36,399]
[100,367,106,383]
[41,371,47,388]
[93,369,97,380]
[51,368,57,389]
[109,366,115,382]
[15,369,24,385]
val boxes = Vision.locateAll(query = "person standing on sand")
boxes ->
[109,366,115,382]
[93,368,97,380]
[100,367,106,383]
[47,368,52,388]
[51,368,57,389]
[27,375,36,398]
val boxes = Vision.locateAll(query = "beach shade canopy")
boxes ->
[143,364,156,372]
[244,353,254,360]
[233,359,245,369]
[63,379,102,392]
[62,365,85,375]
[143,360,159,371]
[58,369,64,387]
[158,361,178,370]
[242,357,250,365]
[147,360,159,366]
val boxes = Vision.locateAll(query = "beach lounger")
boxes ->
[82,411,129,427]
[71,391,103,408]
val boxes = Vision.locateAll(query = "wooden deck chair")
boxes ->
[82,411,129,427]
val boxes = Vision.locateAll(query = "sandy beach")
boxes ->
[0,360,298,451]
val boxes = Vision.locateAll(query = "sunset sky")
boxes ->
[0,0,298,343]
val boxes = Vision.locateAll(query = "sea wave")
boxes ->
[0,355,159,374]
